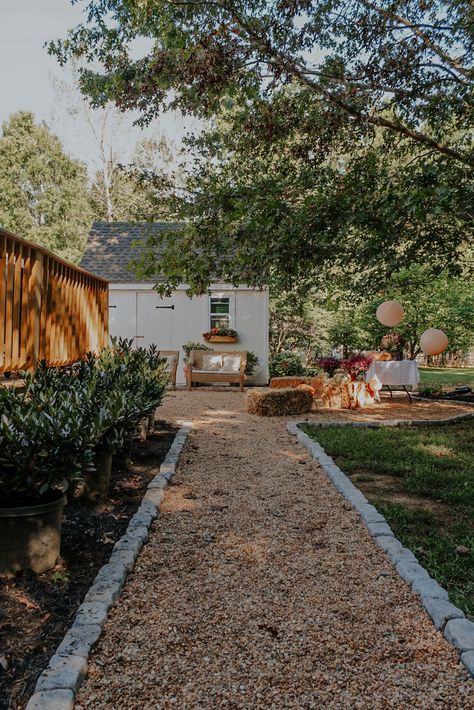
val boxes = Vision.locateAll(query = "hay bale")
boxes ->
[270,376,313,389]
[247,388,313,416]
[320,381,352,409]
[270,375,327,397]
[297,383,316,396]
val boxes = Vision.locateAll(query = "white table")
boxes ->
[366,360,420,402]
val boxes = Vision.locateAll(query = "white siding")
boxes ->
[108,284,269,385]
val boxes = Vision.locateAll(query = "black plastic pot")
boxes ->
[84,451,113,499]
[0,492,67,577]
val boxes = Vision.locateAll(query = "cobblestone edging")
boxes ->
[26,422,192,710]
[287,417,474,679]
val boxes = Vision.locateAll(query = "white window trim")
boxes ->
[208,292,236,330]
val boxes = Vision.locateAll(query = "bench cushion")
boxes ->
[221,355,241,373]
[202,354,223,371]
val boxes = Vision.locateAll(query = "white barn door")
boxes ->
[136,292,173,349]
[109,291,136,342]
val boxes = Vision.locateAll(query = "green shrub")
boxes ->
[418,384,444,398]
[182,341,212,362]
[269,351,304,378]
[245,351,259,376]
[0,385,95,503]
[0,340,169,502]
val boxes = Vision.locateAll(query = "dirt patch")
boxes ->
[0,421,176,710]
[353,473,453,518]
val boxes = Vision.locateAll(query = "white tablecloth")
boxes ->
[366,360,420,386]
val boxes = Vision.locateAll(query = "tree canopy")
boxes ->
[52,0,473,165]
[353,264,474,358]
[51,1,474,291]
[0,112,92,262]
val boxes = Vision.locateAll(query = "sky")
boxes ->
[0,0,198,175]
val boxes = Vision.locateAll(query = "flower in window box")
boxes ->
[203,326,238,341]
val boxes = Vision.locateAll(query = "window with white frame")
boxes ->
[209,296,231,329]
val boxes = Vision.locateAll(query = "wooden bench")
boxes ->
[187,350,247,391]
[158,350,179,390]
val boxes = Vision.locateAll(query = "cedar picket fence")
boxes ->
[0,228,108,372]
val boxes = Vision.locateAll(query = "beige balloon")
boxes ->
[376,300,405,327]
[420,328,448,356]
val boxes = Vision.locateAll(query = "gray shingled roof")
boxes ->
[80,222,182,283]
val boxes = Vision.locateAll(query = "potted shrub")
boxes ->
[98,339,168,469]
[0,385,94,576]
[203,326,238,343]
[244,351,260,384]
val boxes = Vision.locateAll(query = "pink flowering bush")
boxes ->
[342,355,373,381]
[316,357,342,377]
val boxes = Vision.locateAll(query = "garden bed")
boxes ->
[0,422,177,710]
[302,422,474,618]
[419,391,474,404]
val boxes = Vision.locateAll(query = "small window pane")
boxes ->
[210,297,230,315]
[210,314,230,329]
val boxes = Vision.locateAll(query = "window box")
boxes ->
[206,335,237,343]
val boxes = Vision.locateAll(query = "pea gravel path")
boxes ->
[76,392,474,709]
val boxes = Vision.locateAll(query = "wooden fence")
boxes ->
[0,228,108,372]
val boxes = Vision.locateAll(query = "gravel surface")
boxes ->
[76,391,474,709]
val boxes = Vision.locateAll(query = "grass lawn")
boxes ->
[419,366,474,388]
[302,423,474,616]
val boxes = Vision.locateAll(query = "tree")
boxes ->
[269,291,331,361]
[0,112,92,262]
[126,97,474,295]
[51,1,474,290]
[52,0,473,165]
[354,264,474,359]
[51,69,178,223]
[89,135,176,221]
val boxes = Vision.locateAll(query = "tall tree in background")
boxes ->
[0,112,92,262]
[353,264,474,359]
[89,135,176,221]
[51,71,178,223]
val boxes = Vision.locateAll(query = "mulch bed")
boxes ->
[422,392,474,404]
[0,421,177,710]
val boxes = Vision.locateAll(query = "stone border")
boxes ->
[287,417,474,678]
[26,422,192,710]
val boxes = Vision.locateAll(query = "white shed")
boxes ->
[81,223,269,386]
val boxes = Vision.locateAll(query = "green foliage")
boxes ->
[0,385,94,503]
[52,1,473,164]
[269,351,304,378]
[417,384,444,397]
[182,341,212,363]
[49,0,474,295]
[0,112,92,262]
[245,351,259,377]
[270,292,332,361]
[354,264,474,358]
[0,342,168,502]
[89,135,174,222]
